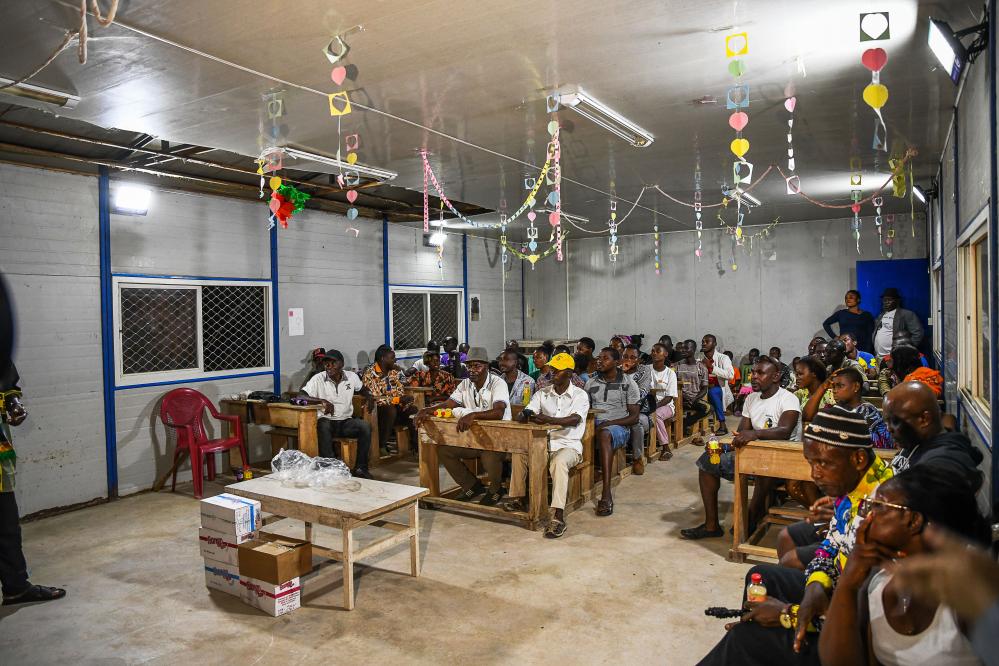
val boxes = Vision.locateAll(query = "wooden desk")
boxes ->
[729,441,896,563]
[405,386,432,410]
[220,400,321,466]
[418,417,557,530]
[226,475,428,610]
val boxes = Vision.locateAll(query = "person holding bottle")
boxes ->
[497,349,534,406]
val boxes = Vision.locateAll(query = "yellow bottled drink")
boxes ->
[746,572,767,603]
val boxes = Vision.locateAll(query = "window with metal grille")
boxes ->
[388,287,464,357]
[114,278,272,386]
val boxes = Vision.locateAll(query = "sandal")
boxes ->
[658,448,673,461]
[3,584,66,606]
[680,524,724,540]
[544,519,567,538]
[595,498,614,516]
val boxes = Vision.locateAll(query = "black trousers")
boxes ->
[0,491,29,595]
[317,417,371,471]
[683,399,710,429]
[697,565,817,666]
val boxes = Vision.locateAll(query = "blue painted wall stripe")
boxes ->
[112,273,267,282]
[98,167,118,498]
[462,234,469,341]
[114,370,274,391]
[383,216,391,345]
[987,0,998,507]
[270,220,281,394]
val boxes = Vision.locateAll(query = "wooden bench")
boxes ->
[352,395,412,468]
[646,394,683,461]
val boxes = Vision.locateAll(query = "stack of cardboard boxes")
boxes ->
[198,494,311,617]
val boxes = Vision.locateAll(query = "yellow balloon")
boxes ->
[730,138,750,158]
[863,83,889,110]
[269,176,283,190]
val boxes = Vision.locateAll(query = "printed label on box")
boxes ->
[240,576,301,617]
[199,494,261,536]
[204,558,241,597]
[199,528,256,566]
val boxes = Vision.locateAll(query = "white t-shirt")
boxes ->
[874,309,896,356]
[525,383,590,454]
[649,365,678,402]
[301,370,363,421]
[449,374,512,420]
[742,387,802,441]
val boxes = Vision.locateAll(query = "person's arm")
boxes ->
[906,310,925,346]
[712,354,735,381]
[598,402,640,428]
[732,408,799,446]
[802,380,833,423]
[822,311,840,339]
[877,364,893,396]
[456,401,506,432]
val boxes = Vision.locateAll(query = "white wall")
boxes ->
[0,165,107,515]
[524,215,928,358]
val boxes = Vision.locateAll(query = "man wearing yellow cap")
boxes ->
[502,353,589,538]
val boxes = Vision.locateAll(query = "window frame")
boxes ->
[388,285,465,359]
[112,276,273,387]
[956,209,990,416]
[931,266,942,358]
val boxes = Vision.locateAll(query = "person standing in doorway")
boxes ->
[699,334,734,435]
[822,290,876,353]
[872,287,924,357]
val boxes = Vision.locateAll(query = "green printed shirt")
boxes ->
[0,423,15,492]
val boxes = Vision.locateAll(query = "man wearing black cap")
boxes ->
[872,287,923,357]
[298,349,373,478]
[697,405,893,665]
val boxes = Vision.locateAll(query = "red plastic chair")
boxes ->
[159,388,249,499]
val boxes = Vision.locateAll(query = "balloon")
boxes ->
[728,112,749,132]
[863,83,889,110]
[861,48,888,72]
[730,138,750,158]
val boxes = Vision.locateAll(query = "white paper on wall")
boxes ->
[288,308,304,336]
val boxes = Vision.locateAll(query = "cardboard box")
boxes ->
[200,494,261,536]
[240,576,301,616]
[238,536,312,585]
[203,557,241,597]
[199,527,256,566]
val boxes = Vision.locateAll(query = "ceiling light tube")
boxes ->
[558,90,654,148]
[283,146,398,181]
[0,78,80,109]
[733,187,762,207]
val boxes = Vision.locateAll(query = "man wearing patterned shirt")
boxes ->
[362,345,417,456]
[408,349,456,404]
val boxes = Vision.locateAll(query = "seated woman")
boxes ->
[878,345,938,397]
[361,345,417,456]
[529,341,555,380]
[648,343,679,460]
[819,464,987,666]
[794,356,834,422]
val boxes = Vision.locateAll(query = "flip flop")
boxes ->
[3,584,66,605]
[658,449,673,461]
[595,498,614,516]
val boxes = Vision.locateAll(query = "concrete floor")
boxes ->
[1,443,755,665]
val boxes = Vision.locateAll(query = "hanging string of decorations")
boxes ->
[500,230,569,266]
[725,30,752,244]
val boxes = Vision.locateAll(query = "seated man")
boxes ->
[674,340,710,433]
[697,406,892,666]
[574,336,598,379]
[505,339,530,373]
[769,346,795,390]
[408,349,456,405]
[497,349,535,406]
[299,349,373,478]
[362,345,417,456]
[621,344,652,474]
[648,342,679,460]
[837,332,877,380]
[585,347,640,517]
[405,339,440,376]
[414,348,510,506]
[502,353,589,538]
[681,356,800,540]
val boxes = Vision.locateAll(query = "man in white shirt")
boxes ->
[501,353,589,538]
[681,356,800,540]
[299,349,373,478]
[873,287,924,356]
[648,342,679,459]
[415,347,510,506]
[699,334,735,435]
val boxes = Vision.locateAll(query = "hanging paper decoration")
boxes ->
[608,200,619,262]
[268,184,311,229]
[501,230,569,267]
[861,46,889,152]
[889,151,907,198]
[726,28,753,245]
[851,202,862,253]
[652,199,661,275]
[436,197,445,274]
[874,195,885,256]
[693,137,703,259]
[859,12,890,42]
[546,99,564,262]
[784,82,797,185]
[884,213,896,258]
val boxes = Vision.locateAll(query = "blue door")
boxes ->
[856,258,931,353]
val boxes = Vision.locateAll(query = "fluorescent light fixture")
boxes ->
[428,230,447,246]
[726,186,761,207]
[283,146,398,182]
[557,90,654,148]
[0,78,80,109]
[928,19,965,83]
[913,184,937,205]
[113,185,152,215]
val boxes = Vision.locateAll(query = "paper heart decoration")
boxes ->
[547,120,559,136]
[784,97,797,113]
[527,254,539,265]
[547,191,560,206]
[528,241,538,251]
[269,176,282,190]
[346,152,358,165]
[331,66,347,85]
[851,203,861,214]
[346,207,358,220]
[863,83,889,110]
[861,48,888,72]
[728,112,749,132]
[861,12,889,41]
[549,211,560,226]
[727,59,746,77]
[346,190,358,203]
[527,211,536,222]
[730,138,750,158]
[269,198,281,213]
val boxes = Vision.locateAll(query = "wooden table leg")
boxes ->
[730,456,748,562]
[299,412,319,457]
[305,521,313,542]
[342,520,355,610]
[527,437,549,530]
[409,502,420,577]
[418,433,441,498]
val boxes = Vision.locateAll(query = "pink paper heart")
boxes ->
[728,112,749,132]
[784,97,797,113]
[549,212,560,226]
[346,189,358,203]
[861,48,888,73]
[527,211,536,222]
[851,203,861,214]
[269,198,280,213]
[331,66,347,85]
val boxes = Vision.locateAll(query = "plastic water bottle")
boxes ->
[707,436,722,465]
[746,572,767,603]
[522,385,531,404]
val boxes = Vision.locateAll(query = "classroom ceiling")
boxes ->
[0,0,984,236]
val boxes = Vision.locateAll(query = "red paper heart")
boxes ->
[851,203,861,214]
[728,112,749,132]
[861,48,888,72]
[346,189,358,203]
[331,66,348,85]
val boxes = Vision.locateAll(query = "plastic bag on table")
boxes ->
[307,457,353,488]
[270,448,313,487]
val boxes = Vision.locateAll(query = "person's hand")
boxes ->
[531,413,552,425]
[731,430,758,449]
[366,397,376,412]
[839,516,902,590]
[320,399,334,416]
[889,524,999,623]
[807,496,835,524]
[865,366,879,380]
[413,408,430,427]
[795,583,830,653]
[401,393,415,406]
[5,397,26,426]
[726,598,786,630]
[456,413,476,433]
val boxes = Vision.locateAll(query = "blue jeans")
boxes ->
[707,385,726,424]
[596,420,630,449]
